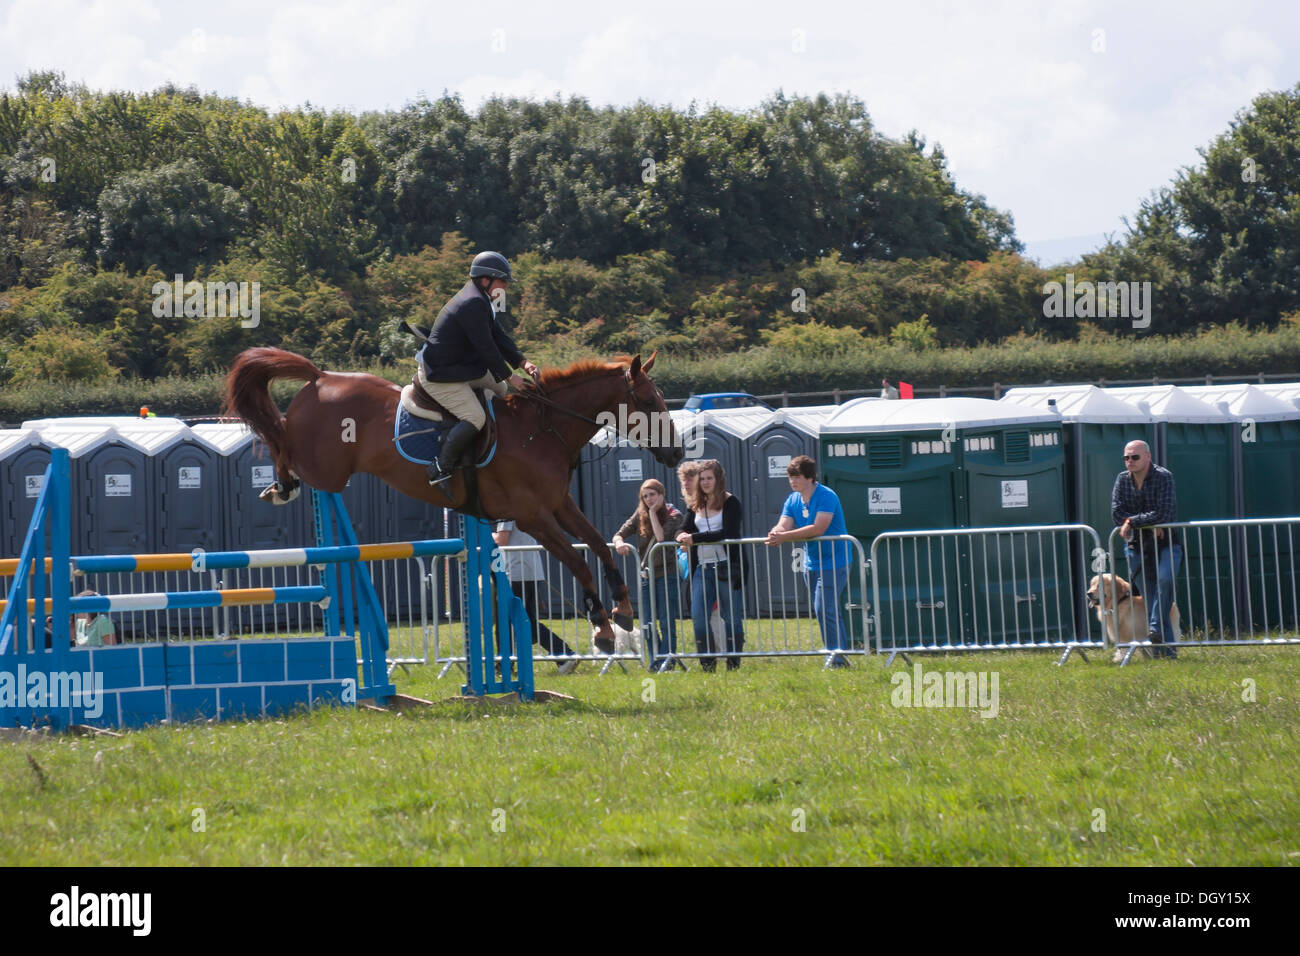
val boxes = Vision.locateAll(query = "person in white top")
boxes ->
[675,460,747,671]
[493,520,579,673]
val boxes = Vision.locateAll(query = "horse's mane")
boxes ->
[535,356,631,391]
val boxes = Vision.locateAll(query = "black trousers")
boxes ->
[511,580,575,657]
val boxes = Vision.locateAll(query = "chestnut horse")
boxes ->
[223,347,683,649]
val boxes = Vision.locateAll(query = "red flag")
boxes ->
[899,381,914,399]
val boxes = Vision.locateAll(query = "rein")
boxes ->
[516,367,656,465]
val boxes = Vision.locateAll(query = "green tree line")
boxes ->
[1,72,1298,389]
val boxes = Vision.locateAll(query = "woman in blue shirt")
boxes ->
[765,455,852,668]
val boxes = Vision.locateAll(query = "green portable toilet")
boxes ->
[1105,386,1235,520]
[1002,385,1158,639]
[1255,382,1300,409]
[1106,386,1236,636]
[1001,385,1157,540]
[819,398,1069,650]
[1184,384,1300,631]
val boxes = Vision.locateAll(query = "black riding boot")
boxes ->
[428,420,479,489]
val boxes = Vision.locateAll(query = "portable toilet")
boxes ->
[1182,384,1300,518]
[820,398,1070,648]
[1184,384,1300,630]
[1254,382,1300,410]
[1,429,57,559]
[192,423,311,631]
[1001,385,1158,539]
[20,423,154,640]
[109,419,225,555]
[1104,386,1235,521]
[191,423,310,553]
[1106,386,1236,633]
[27,423,153,556]
[723,405,843,614]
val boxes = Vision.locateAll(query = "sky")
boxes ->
[2,0,1295,264]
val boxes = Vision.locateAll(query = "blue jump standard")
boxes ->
[1,448,536,730]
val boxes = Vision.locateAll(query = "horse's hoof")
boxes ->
[258,483,296,505]
[613,612,634,631]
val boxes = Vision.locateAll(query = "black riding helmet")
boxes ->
[469,251,512,282]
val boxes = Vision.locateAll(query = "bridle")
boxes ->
[517,367,666,465]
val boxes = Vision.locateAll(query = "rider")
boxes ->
[417,251,539,490]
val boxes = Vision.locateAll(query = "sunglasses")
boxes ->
[1123,454,1143,461]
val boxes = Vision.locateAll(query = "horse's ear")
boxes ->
[630,354,642,377]
[642,350,657,374]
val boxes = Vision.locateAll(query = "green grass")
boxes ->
[3,648,1298,865]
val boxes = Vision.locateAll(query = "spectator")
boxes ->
[74,590,116,647]
[881,378,900,400]
[612,479,686,672]
[492,521,580,673]
[676,459,747,670]
[677,460,726,648]
[1111,439,1181,659]
[765,455,853,668]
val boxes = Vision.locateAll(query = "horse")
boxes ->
[222,347,684,649]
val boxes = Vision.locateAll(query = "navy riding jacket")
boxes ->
[419,280,524,383]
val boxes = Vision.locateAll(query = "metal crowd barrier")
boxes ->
[1102,518,1300,664]
[432,541,647,677]
[645,535,870,669]
[5,556,436,671]
[430,535,870,675]
[870,524,1107,663]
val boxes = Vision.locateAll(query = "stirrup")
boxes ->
[427,463,454,489]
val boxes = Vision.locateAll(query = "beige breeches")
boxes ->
[417,367,506,430]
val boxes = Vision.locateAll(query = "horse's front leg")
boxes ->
[517,511,618,654]
[555,493,635,631]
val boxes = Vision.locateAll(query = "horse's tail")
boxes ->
[223,348,323,463]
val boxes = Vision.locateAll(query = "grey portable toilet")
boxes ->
[191,423,311,630]
[1,429,58,559]
[23,423,153,640]
[674,410,747,526]
[29,423,154,556]
[190,423,310,553]
[820,398,1070,648]
[710,405,843,614]
[112,419,224,555]
[579,427,663,541]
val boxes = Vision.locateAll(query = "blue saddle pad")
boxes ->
[393,401,499,467]
[394,407,447,465]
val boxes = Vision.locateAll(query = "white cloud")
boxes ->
[1,0,1296,245]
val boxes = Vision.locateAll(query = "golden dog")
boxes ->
[1086,573,1182,662]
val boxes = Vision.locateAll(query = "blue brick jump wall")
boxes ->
[59,637,358,730]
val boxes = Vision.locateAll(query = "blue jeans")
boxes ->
[640,571,681,667]
[1125,542,1183,645]
[691,563,745,664]
[808,566,849,652]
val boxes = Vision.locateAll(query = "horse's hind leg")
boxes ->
[554,493,635,631]
[518,510,618,654]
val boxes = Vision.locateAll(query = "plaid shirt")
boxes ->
[1111,463,1178,547]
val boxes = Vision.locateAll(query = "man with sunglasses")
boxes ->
[1111,440,1181,658]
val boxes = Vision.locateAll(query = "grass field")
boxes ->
[3,647,1298,866]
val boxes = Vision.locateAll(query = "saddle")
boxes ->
[395,373,497,468]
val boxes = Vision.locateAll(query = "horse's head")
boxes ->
[626,352,684,469]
